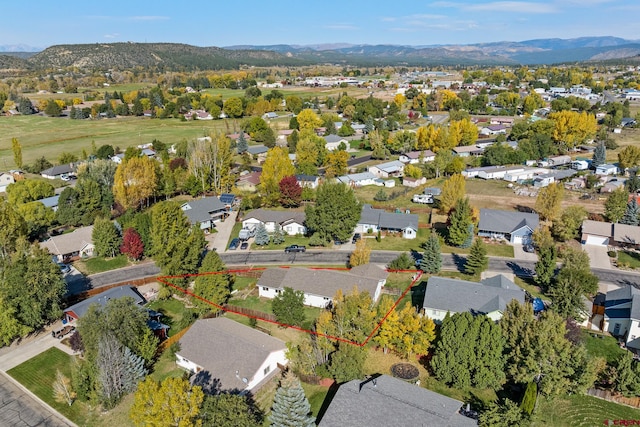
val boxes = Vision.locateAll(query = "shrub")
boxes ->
[608,250,617,258]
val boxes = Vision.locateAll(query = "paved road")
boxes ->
[0,372,74,427]
[83,250,640,291]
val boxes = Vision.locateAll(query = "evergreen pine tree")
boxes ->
[237,132,248,154]
[420,233,442,273]
[272,224,285,245]
[621,197,640,226]
[592,142,606,168]
[269,371,315,427]
[447,197,472,247]
[254,223,270,246]
[465,238,488,275]
[520,381,538,415]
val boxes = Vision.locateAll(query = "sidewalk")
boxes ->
[0,323,75,372]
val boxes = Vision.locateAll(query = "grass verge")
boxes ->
[74,255,129,275]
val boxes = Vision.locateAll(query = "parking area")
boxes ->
[513,244,538,262]
[205,211,238,252]
[582,244,614,270]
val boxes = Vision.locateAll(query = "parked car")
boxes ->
[57,263,71,274]
[52,325,75,339]
[352,233,362,244]
[334,239,346,245]
[284,245,306,253]
[60,174,70,181]
[228,238,240,250]
[523,243,535,253]
[240,241,249,250]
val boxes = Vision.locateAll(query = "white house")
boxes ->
[110,153,125,164]
[368,160,404,178]
[402,176,427,188]
[603,286,640,350]
[571,160,589,171]
[463,165,524,180]
[478,209,539,244]
[356,204,419,239]
[422,275,525,322]
[257,264,388,308]
[0,172,15,193]
[596,164,619,176]
[40,225,95,262]
[176,318,287,393]
[242,209,306,236]
[41,164,74,180]
[479,125,507,136]
[398,150,436,164]
[324,135,348,151]
[532,173,555,188]
[581,219,613,246]
[295,174,320,189]
[503,167,549,182]
[336,172,378,187]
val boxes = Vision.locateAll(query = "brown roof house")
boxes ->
[40,225,95,262]
[176,318,287,393]
[257,264,388,308]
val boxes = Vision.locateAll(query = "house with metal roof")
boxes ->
[63,286,146,323]
[603,286,640,350]
[478,209,539,244]
[356,204,419,239]
[180,196,228,230]
[422,275,525,322]
[336,171,378,187]
[368,160,405,178]
[40,225,95,262]
[257,264,388,308]
[242,209,306,236]
[318,374,476,427]
[176,318,287,393]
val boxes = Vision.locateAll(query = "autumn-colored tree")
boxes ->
[439,174,466,214]
[438,89,459,110]
[11,138,22,169]
[53,370,76,407]
[548,110,597,150]
[295,134,321,175]
[223,97,243,118]
[120,227,144,260]
[279,176,302,208]
[349,239,371,267]
[130,377,204,427]
[404,164,423,179]
[535,182,564,222]
[324,150,349,178]
[393,93,406,110]
[296,109,323,134]
[260,147,296,206]
[450,118,478,146]
[522,92,544,115]
[187,133,233,195]
[113,156,158,210]
[618,145,640,171]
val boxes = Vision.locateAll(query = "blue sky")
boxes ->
[2,0,636,49]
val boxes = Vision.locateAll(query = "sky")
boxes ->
[1,0,636,50]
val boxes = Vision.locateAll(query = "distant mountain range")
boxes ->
[1,37,639,72]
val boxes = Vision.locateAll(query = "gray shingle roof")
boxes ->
[181,197,226,225]
[177,318,286,391]
[582,220,613,237]
[258,265,388,300]
[247,145,268,155]
[40,225,94,256]
[359,205,419,231]
[423,276,525,316]
[370,160,404,173]
[63,286,146,318]
[318,375,476,427]
[324,134,346,143]
[478,209,539,235]
[41,164,74,177]
[38,195,60,208]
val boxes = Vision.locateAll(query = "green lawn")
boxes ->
[617,251,640,269]
[233,275,257,291]
[75,254,129,275]
[147,297,197,337]
[227,295,321,329]
[582,330,626,364]
[533,394,640,427]
[150,346,185,383]
[301,382,332,420]
[7,347,95,425]
[514,276,545,299]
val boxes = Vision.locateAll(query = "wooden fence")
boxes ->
[587,387,640,408]
[64,275,158,305]
[223,304,277,322]
[158,325,191,353]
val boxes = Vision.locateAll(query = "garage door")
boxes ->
[585,235,609,246]
[512,235,524,244]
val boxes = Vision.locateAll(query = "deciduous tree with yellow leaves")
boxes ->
[130,377,204,427]
[113,156,158,210]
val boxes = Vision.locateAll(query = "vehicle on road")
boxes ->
[352,233,362,244]
[240,241,249,250]
[284,245,306,253]
[52,325,75,339]
[228,238,240,250]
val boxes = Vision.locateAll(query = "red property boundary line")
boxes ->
[156,267,423,347]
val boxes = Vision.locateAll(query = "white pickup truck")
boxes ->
[412,194,434,204]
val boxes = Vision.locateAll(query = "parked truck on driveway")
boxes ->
[238,224,256,241]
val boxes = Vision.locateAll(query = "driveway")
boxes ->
[207,211,238,252]
[513,244,538,262]
[583,244,614,270]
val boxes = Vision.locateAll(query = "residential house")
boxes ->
[262,112,278,120]
[398,150,436,164]
[581,220,613,246]
[176,318,287,393]
[424,187,442,196]
[351,123,366,134]
[236,171,262,192]
[111,153,125,164]
[540,155,572,167]
[613,223,640,248]
[571,160,589,170]
[318,375,476,427]
[452,145,484,157]
[596,164,619,176]
[490,116,515,127]
[478,209,539,244]
[324,134,348,151]
[140,148,156,158]
[0,172,15,192]
[38,194,60,212]
[41,225,95,262]
[422,275,526,322]
[532,173,555,188]
[247,145,269,163]
[463,165,524,180]
[184,109,213,120]
[479,124,507,136]
[336,172,378,187]
[622,118,637,128]
[277,129,294,144]
[227,133,250,143]
[41,164,74,180]
[600,178,625,193]
[603,286,640,350]
[402,176,427,188]
[368,160,404,178]
[62,286,146,323]
[356,204,419,239]
[242,209,306,236]
[503,167,549,182]
[180,196,228,230]
[295,174,320,189]
[257,264,388,308]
